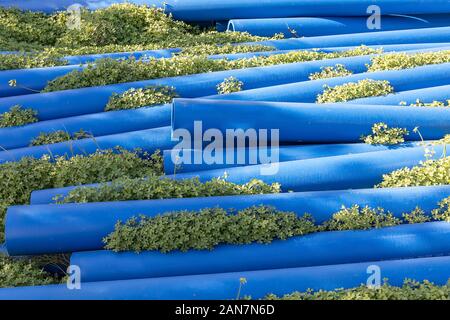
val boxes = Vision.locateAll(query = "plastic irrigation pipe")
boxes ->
[350,84,450,105]
[63,48,180,65]
[0,126,174,165]
[245,26,450,50]
[0,105,171,150]
[0,54,375,121]
[71,221,450,282]
[167,144,449,193]
[172,99,450,143]
[208,43,450,60]
[4,0,450,19]
[1,255,449,300]
[0,50,181,98]
[203,62,450,103]
[6,185,450,255]
[162,143,420,174]
[227,15,450,38]
[3,44,445,100]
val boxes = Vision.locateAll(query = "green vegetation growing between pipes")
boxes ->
[0,149,164,242]
[0,256,62,288]
[316,79,394,103]
[30,129,92,146]
[42,47,380,92]
[0,105,38,128]
[368,51,450,72]
[361,122,409,145]
[308,64,353,80]
[264,280,450,300]
[0,5,274,70]
[58,177,281,204]
[105,86,178,111]
[401,99,450,107]
[103,202,438,253]
[179,44,276,56]
[217,76,244,94]
[377,156,450,188]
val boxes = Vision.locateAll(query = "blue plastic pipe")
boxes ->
[0,126,174,165]
[0,105,171,150]
[167,144,448,193]
[172,99,450,143]
[246,26,450,50]
[7,185,450,255]
[162,143,420,174]
[0,255,449,300]
[208,43,450,60]
[63,48,179,65]
[203,62,450,103]
[0,54,375,121]
[71,221,450,282]
[228,15,450,38]
[350,84,450,105]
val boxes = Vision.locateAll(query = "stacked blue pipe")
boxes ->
[227,15,450,37]
[0,126,174,164]
[0,54,375,121]
[71,221,450,282]
[351,84,450,105]
[28,144,449,204]
[4,0,450,19]
[5,185,450,255]
[0,256,449,300]
[0,105,171,150]
[162,143,420,174]
[203,62,450,103]
[172,99,450,143]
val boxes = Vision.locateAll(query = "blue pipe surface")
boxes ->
[10,185,450,254]
[247,26,450,50]
[0,255,449,300]
[172,99,450,143]
[0,54,375,121]
[351,84,450,105]
[228,15,450,38]
[3,0,450,20]
[0,126,174,165]
[166,144,448,193]
[204,62,450,103]
[163,143,420,174]
[63,48,179,65]
[208,43,450,60]
[0,105,170,150]
[71,221,450,282]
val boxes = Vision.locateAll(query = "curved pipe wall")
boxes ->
[228,15,450,38]
[163,143,420,174]
[0,54,374,121]
[172,99,450,143]
[167,144,448,192]
[10,185,450,254]
[71,221,450,282]
[247,26,450,50]
[0,105,170,150]
[204,62,450,103]
[350,84,450,105]
[0,255,449,300]
[0,126,174,165]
